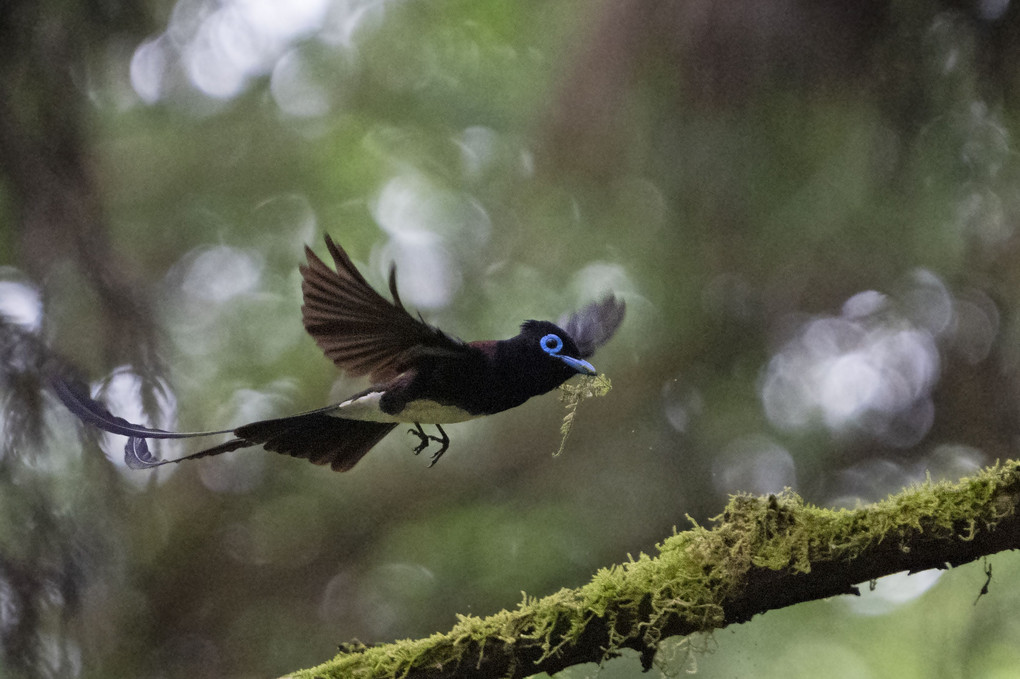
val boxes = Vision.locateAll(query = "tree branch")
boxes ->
[286,461,1020,679]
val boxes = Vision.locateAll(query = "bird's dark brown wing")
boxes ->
[301,235,468,383]
[558,294,626,359]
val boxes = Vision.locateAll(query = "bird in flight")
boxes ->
[54,235,625,472]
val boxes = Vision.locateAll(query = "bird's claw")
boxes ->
[407,423,450,466]
[408,427,432,455]
[427,439,450,468]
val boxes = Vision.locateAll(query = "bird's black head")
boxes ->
[517,320,596,380]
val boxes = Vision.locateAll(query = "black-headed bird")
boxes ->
[54,235,625,472]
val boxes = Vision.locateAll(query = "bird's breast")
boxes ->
[330,390,480,424]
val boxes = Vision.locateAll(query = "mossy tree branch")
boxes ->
[286,461,1020,679]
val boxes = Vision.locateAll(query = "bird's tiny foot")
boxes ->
[427,442,450,468]
[426,424,450,467]
[408,422,442,455]
[408,426,432,455]
[407,423,450,466]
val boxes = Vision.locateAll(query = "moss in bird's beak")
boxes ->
[554,374,613,457]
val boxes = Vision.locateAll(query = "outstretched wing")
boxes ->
[558,294,626,359]
[301,235,467,383]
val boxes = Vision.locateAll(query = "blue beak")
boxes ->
[558,355,596,375]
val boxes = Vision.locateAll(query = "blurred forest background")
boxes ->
[3,0,1020,677]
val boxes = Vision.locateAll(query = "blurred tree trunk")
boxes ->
[0,3,153,677]
[541,0,1020,179]
[0,0,157,369]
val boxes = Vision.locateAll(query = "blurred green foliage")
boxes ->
[4,0,1020,677]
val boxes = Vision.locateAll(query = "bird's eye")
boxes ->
[540,334,563,355]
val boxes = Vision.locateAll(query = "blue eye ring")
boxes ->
[540,334,563,355]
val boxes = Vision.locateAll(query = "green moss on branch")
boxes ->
[287,461,1020,679]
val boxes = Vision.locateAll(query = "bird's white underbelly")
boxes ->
[330,391,480,424]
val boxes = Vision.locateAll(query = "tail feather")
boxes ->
[120,413,397,472]
[52,376,397,472]
[124,435,251,469]
[236,415,398,472]
[50,376,232,439]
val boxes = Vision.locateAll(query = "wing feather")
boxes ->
[301,235,467,383]
[558,294,626,359]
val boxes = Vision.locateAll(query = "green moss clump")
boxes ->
[288,461,1020,679]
